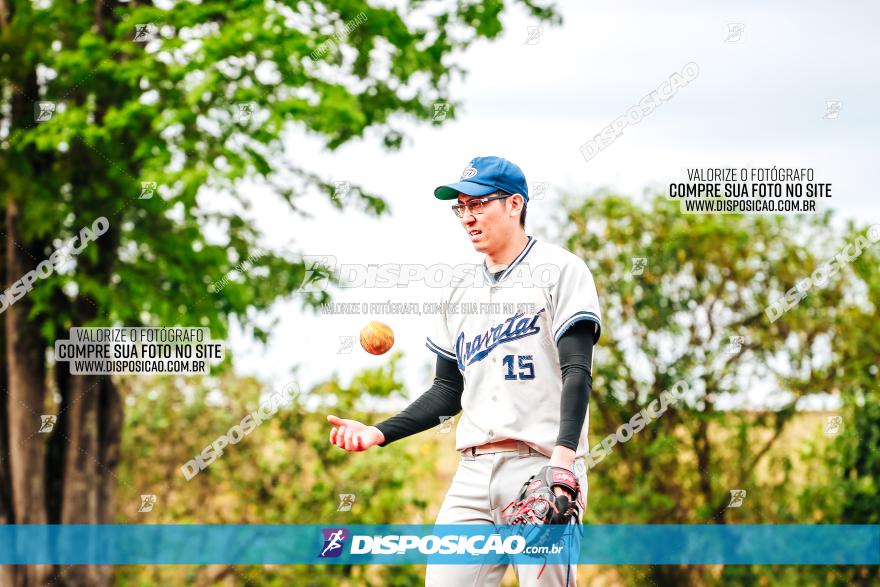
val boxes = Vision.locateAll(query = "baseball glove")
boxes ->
[500,465,582,581]
[502,465,581,526]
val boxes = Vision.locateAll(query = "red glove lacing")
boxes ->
[501,495,564,578]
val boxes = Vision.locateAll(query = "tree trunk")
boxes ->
[46,340,71,525]
[58,219,120,587]
[57,372,124,587]
[0,205,16,587]
[694,416,717,521]
[1,1,126,583]
[98,376,123,525]
[59,373,106,587]
[4,198,53,585]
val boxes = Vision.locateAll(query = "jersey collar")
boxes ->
[482,236,537,285]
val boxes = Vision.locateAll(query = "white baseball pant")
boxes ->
[425,442,587,586]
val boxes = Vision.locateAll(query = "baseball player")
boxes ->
[327,156,600,586]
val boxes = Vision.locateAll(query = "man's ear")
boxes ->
[509,193,525,216]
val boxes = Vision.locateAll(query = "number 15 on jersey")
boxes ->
[502,354,535,380]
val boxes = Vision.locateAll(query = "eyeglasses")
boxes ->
[451,193,512,218]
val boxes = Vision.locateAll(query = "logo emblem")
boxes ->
[824,415,843,436]
[35,102,56,123]
[332,180,351,201]
[337,494,356,512]
[438,415,455,434]
[235,102,256,123]
[460,163,477,180]
[298,255,336,292]
[725,23,745,43]
[319,528,348,558]
[530,181,548,200]
[823,100,842,120]
[39,415,57,433]
[432,102,451,122]
[726,335,744,355]
[133,23,158,43]
[138,494,157,513]
[139,182,157,200]
[727,489,746,508]
[524,26,543,45]
[551,470,575,485]
[337,336,354,354]
[631,257,647,276]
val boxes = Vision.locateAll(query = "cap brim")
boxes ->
[434,181,498,200]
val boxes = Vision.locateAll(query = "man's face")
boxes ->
[457,192,514,253]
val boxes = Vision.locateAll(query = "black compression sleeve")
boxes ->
[555,320,595,451]
[374,355,464,446]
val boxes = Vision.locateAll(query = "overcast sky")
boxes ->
[223,1,879,411]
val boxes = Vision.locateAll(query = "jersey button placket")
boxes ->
[489,286,497,365]
[488,285,499,432]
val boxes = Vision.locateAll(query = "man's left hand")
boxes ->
[548,445,576,499]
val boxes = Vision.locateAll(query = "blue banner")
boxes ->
[0,524,877,565]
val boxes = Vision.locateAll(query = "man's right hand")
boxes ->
[327,415,385,452]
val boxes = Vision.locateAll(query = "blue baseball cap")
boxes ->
[434,156,529,202]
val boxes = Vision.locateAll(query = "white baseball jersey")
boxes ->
[426,236,601,457]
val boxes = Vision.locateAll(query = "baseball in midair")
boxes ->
[359,321,394,355]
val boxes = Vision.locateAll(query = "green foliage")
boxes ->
[1,0,561,339]
[555,193,880,585]
[117,354,438,585]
